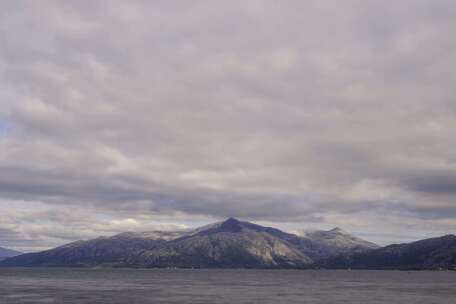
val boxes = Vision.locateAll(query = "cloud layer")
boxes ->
[1,0,456,250]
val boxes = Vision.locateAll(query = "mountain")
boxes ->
[317,234,456,270]
[0,247,21,261]
[0,230,181,267]
[0,218,377,268]
[294,227,379,260]
[129,218,313,268]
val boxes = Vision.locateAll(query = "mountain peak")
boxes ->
[329,227,346,233]
[219,217,242,232]
[223,217,240,223]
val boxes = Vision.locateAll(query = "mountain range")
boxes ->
[1,218,455,270]
[0,218,377,268]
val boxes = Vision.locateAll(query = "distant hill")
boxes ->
[0,218,376,268]
[0,232,175,267]
[295,227,379,260]
[0,247,21,261]
[317,234,456,270]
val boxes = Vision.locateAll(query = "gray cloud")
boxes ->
[1,0,456,250]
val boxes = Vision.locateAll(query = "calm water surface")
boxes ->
[0,268,455,303]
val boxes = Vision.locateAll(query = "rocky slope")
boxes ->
[317,234,456,270]
[0,231,174,267]
[0,247,21,261]
[0,218,377,268]
[130,218,313,268]
[295,227,379,260]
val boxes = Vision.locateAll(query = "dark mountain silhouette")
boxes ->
[317,234,456,270]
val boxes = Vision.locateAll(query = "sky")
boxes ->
[1,0,456,252]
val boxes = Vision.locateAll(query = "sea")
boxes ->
[0,268,455,303]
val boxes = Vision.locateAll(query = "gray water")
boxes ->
[0,268,455,303]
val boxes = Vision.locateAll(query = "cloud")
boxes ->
[1,0,456,250]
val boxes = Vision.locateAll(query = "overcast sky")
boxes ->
[1,0,456,251]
